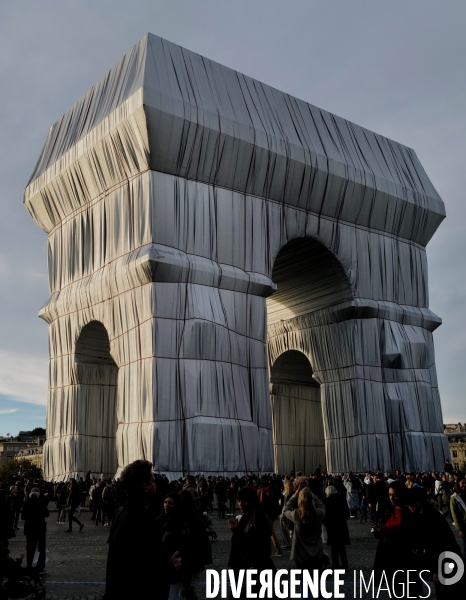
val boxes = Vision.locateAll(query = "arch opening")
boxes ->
[75,321,118,477]
[267,237,353,325]
[270,351,325,474]
[267,238,352,474]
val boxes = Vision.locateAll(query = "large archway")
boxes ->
[267,237,353,324]
[267,237,353,474]
[75,321,118,477]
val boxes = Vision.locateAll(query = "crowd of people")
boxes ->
[1,462,466,598]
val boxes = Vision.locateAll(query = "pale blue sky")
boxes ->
[1,0,465,436]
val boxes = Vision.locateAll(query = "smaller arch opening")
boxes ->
[74,321,118,477]
[76,321,116,366]
[270,350,325,474]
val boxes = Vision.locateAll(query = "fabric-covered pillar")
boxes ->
[114,281,275,478]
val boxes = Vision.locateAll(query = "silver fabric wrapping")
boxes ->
[24,34,448,479]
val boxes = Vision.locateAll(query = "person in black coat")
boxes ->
[407,487,466,599]
[227,482,238,516]
[366,473,389,523]
[228,486,275,599]
[0,487,14,550]
[10,485,23,530]
[179,489,212,572]
[214,477,227,519]
[323,486,350,568]
[103,460,181,600]
[157,492,195,600]
[64,478,84,533]
[21,487,49,572]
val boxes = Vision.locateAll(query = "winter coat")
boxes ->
[104,500,174,600]
[0,495,14,542]
[283,495,325,563]
[157,511,193,584]
[373,506,419,583]
[21,496,49,536]
[92,484,104,508]
[344,481,360,510]
[67,487,82,510]
[214,481,227,502]
[323,492,350,546]
[228,507,275,571]
[183,484,201,510]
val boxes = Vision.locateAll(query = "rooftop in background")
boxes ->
[444,422,466,433]
[444,423,466,443]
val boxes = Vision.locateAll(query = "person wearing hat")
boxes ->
[21,487,49,573]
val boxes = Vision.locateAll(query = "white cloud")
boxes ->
[0,408,18,414]
[0,349,47,405]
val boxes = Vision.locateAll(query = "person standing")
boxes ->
[323,486,350,569]
[372,480,421,596]
[443,459,453,474]
[21,487,49,573]
[104,460,181,600]
[197,477,208,513]
[64,478,84,533]
[228,486,276,599]
[205,480,214,514]
[283,485,326,598]
[9,485,23,531]
[214,477,227,519]
[258,476,282,556]
[102,480,117,527]
[227,482,238,516]
[183,476,201,511]
[93,479,104,526]
[408,487,466,599]
[78,477,87,508]
[157,492,194,600]
[279,478,293,549]
[367,473,389,523]
[450,477,466,559]
[283,486,326,570]
[56,483,68,524]
[0,486,14,551]
[344,475,360,519]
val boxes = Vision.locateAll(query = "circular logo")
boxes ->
[438,551,464,586]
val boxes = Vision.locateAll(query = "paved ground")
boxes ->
[8,509,457,599]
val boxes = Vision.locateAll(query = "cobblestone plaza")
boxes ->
[8,508,459,599]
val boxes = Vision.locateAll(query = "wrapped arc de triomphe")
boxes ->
[24,34,449,480]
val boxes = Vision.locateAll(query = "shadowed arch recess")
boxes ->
[74,321,118,477]
[267,237,353,324]
[270,350,325,474]
[76,321,117,365]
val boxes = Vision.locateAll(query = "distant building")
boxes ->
[444,423,466,470]
[15,446,43,470]
[17,431,45,443]
[0,437,45,467]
